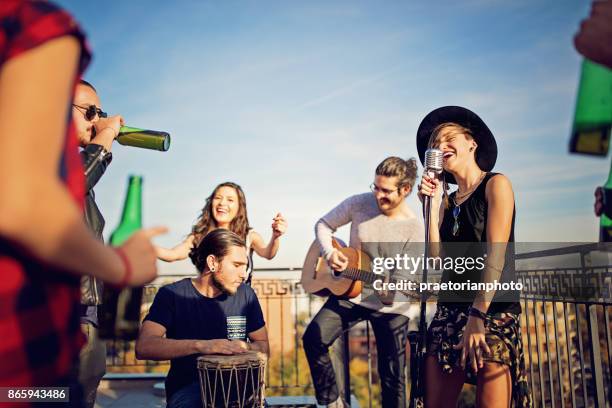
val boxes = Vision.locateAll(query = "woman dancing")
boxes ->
[417,106,531,407]
[156,181,287,283]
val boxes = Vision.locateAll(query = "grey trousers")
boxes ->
[78,323,106,408]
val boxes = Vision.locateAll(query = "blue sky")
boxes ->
[56,0,608,274]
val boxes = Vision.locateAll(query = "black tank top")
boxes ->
[438,173,521,314]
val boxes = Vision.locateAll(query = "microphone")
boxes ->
[422,148,443,239]
[424,148,443,178]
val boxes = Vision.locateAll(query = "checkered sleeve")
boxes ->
[0,0,91,70]
[0,0,91,394]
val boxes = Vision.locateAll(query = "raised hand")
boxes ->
[271,212,287,238]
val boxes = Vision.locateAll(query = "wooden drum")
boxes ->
[197,351,267,408]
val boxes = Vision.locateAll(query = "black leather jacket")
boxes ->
[80,143,112,306]
[82,144,112,238]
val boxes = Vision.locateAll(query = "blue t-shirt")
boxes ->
[144,278,265,399]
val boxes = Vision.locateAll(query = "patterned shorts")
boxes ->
[426,304,532,407]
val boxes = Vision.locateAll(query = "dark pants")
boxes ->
[302,297,409,407]
[167,381,201,408]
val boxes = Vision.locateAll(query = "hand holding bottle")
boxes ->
[99,175,164,340]
[115,226,168,287]
[574,0,612,69]
[92,114,124,151]
[595,187,604,217]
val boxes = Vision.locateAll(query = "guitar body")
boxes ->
[301,238,367,299]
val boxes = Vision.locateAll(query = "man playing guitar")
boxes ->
[302,156,424,408]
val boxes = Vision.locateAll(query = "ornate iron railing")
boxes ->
[104,243,612,407]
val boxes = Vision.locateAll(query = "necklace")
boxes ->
[451,197,461,236]
[451,172,487,236]
[454,171,486,204]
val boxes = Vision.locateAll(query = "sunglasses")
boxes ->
[72,104,107,121]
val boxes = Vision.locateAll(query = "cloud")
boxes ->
[297,65,403,109]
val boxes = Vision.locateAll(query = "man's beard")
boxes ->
[211,269,238,295]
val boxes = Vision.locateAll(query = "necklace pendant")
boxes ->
[452,220,460,236]
[452,205,460,236]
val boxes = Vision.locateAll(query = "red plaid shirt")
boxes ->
[0,0,91,394]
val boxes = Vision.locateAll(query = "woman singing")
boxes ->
[417,106,531,407]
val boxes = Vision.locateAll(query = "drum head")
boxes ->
[198,351,267,368]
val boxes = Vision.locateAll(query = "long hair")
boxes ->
[191,182,250,245]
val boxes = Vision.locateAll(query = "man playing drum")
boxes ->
[136,229,269,408]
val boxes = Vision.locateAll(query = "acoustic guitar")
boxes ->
[301,238,399,305]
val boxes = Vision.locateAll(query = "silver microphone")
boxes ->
[422,148,443,247]
[424,148,443,178]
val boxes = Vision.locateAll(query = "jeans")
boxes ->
[302,297,409,407]
[167,381,201,408]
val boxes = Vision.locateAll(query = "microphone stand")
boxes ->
[410,173,435,408]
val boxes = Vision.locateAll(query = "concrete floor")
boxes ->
[95,380,360,408]
[95,379,165,408]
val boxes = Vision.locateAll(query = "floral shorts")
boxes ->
[426,305,532,407]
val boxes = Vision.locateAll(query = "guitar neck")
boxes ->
[341,267,384,284]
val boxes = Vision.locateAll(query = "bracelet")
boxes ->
[113,247,132,288]
[467,307,488,321]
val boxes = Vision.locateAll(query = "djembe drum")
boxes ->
[197,351,267,408]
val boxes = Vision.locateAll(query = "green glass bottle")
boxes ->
[117,126,171,151]
[99,175,145,340]
[599,165,612,242]
[569,59,612,156]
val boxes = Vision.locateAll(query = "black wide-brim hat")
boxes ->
[416,106,497,185]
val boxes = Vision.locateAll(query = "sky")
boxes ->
[56,0,609,275]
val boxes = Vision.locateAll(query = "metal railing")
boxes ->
[515,244,611,408]
[104,244,612,407]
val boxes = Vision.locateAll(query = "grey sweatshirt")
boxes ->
[315,192,424,315]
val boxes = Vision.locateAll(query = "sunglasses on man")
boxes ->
[72,104,107,121]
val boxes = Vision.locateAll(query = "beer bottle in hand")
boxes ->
[569,59,612,156]
[117,126,171,151]
[99,175,145,340]
[600,165,612,242]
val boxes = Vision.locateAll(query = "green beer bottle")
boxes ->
[599,165,612,242]
[99,175,145,340]
[117,126,171,151]
[569,59,612,156]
